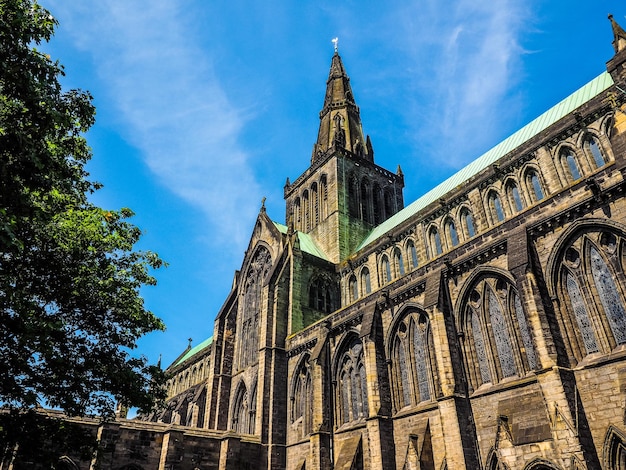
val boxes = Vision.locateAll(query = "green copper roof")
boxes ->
[173,336,213,367]
[273,222,330,261]
[358,71,614,250]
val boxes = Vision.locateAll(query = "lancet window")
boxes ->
[460,208,476,238]
[390,309,436,411]
[231,381,255,434]
[556,229,626,361]
[561,148,582,181]
[429,227,443,256]
[237,246,271,370]
[309,275,337,313]
[336,336,368,425]
[460,276,537,391]
[525,169,544,202]
[394,248,405,276]
[349,275,358,302]
[584,135,608,168]
[488,191,505,223]
[447,219,459,247]
[407,240,419,269]
[291,355,313,438]
[381,255,392,284]
[361,268,372,295]
[506,181,525,213]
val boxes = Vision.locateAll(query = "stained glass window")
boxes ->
[413,317,431,402]
[488,291,517,377]
[590,246,626,345]
[514,295,537,370]
[470,310,491,384]
[565,270,599,354]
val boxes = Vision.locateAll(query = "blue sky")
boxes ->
[43,1,625,368]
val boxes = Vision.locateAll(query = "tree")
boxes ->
[0,0,166,429]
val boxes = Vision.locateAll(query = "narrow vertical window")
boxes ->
[448,220,459,246]
[361,268,372,294]
[360,180,370,223]
[565,270,599,354]
[489,192,505,222]
[587,137,607,168]
[488,290,517,378]
[413,316,431,402]
[565,152,582,180]
[590,246,626,344]
[430,228,443,256]
[395,249,405,276]
[470,310,491,384]
[529,172,544,201]
[349,275,358,302]
[463,210,476,238]
[507,183,524,212]
[408,240,419,269]
[382,256,392,284]
[513,295,537,370]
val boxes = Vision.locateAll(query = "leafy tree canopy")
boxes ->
[0,0,167,426]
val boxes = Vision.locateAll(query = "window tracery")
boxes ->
[232,381,255,434]
[336,336,368,425]
[460,276,536,391]
[557,230,626,360]
[390,310,435,411]
[291,355,313,438]
[237,246,271,370]
[309,275,337,313]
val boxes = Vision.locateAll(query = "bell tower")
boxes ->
[284,49,404,263]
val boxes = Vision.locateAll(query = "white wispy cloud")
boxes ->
[48,1,261,253]
[386,0,531,169]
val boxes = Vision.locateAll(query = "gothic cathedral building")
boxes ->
[50,15,626,470]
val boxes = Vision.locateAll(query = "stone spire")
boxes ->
[610,14,626,53]
[311,52,372,163]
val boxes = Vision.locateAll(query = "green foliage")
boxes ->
[0,0,167,428]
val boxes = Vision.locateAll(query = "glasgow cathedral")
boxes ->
[40,15,626,470]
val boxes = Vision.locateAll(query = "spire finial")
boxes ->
[609,14,626,53]
[187,337,193,348]
[332,37,339,53]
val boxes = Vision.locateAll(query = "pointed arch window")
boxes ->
[238,246,271,370]
[407,240,419,270]
[460,277,536,391]
[309,276,336,313]
[390,310,436,412]
[348,176,359,218]
[394,248,405,276]
[320,175,328,219]
[506,181,525,213]
[429,228,443,256]
[488,191,505,223]
[349,275,358,302]
[384,189,394,219]
[336,336,368,425]
[302,189,310,231]
[526,170,544,202]
[232,381,255,434]
[294,198,301,231]
[447,219,459,246]
[556,230,626,361]
[361,268,372,295]
[291,356,313,438]
[372,183,383,225]
[585,135,608,168]
[360,180,371,223]
[381,255,392,284]
[311,182,319,227]
[460,209,476,238]
[562,149,582,181]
